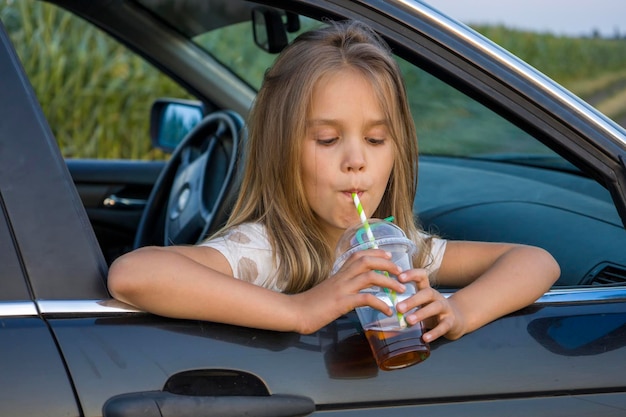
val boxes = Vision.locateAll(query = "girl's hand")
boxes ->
[290,249,407,334]
[396,269,467,342]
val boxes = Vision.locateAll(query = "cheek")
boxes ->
[303,160,327,188]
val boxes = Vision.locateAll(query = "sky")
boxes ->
[425,0,626,38]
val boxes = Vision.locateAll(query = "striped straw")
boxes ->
[352,193,407,328]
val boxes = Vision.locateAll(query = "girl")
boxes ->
[108,20,559,342]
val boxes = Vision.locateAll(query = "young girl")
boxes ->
[108,20,559,342]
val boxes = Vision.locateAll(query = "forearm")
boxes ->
[108,247,300,332]
[447,245,559,337]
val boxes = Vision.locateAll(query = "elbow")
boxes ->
[107,247,153,305]
[550,255,561,283]
[107,254,134,303]
[107,257,127,301]
[535,246,561,288]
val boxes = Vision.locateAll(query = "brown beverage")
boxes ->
[333,219,430,370]
[364,318,430,371]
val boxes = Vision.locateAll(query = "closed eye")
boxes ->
[366,137,385,145]
[317,137,339,145]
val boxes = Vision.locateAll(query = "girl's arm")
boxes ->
[398,241,560,341]
[107,246,406,334]
[108,245,301,331]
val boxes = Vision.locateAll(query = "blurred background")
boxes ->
[1,0,625,159]
[428,0,626,128]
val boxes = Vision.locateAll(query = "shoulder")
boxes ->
[199,223,279,289]
[201,223,269,249]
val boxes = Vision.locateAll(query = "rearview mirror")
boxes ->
[252,7,299,53]
[150,99,205,153]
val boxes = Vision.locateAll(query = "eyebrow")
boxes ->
[306,118,389,128]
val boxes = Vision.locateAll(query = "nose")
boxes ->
[341,140,366,172]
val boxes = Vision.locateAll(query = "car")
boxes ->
[1,0,626,416]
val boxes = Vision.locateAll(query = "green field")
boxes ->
[2,1,626,159]
[475,25,626,124]
[0,0,188,159]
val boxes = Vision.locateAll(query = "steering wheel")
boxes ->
[134,110,244,248]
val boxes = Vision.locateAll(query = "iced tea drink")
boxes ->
[362,311,430,370]
[333,219,430,370]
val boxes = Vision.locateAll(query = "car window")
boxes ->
[1,0,573,166]
[192,18,322,90]
[1,0,191,160]
[196,17,564,168]
[397,58,560,159]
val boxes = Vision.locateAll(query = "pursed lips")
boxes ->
[342,189,363,199]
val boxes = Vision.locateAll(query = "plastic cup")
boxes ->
[332,219,430,370]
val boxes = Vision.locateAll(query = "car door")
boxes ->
[0,212,79,417]
[50,1,626,415]
[43,301,626,417]
[3,1,626,417]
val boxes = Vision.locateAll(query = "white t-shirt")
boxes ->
[200,223,447,292]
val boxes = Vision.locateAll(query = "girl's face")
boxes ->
[301,68,395,244]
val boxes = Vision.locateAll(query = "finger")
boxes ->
[398,269,431,290]
[354,292,394,316]
[359,270,406,294]
[344,248,392,265]
[422,316,454,343]
[340,254,403,280]
[395,287,442,313]
[404,298,446,324]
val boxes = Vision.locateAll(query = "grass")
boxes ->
[1,0,191,159]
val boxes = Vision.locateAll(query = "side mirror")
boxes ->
[252,7,299,53]
[150,99,205,153]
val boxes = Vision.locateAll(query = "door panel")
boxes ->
[50,301,626,417]
[0,316,79,417]
[67,159,164,262]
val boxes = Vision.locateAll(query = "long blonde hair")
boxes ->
[222,20,429,293]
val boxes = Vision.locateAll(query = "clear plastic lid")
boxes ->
[332,219,416,272]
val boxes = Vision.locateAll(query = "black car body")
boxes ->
[1,1,626,416]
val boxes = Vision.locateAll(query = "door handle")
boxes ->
[103,194,147,209]
[103,391,315,417]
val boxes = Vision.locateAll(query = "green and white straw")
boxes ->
[352,193,407,328]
